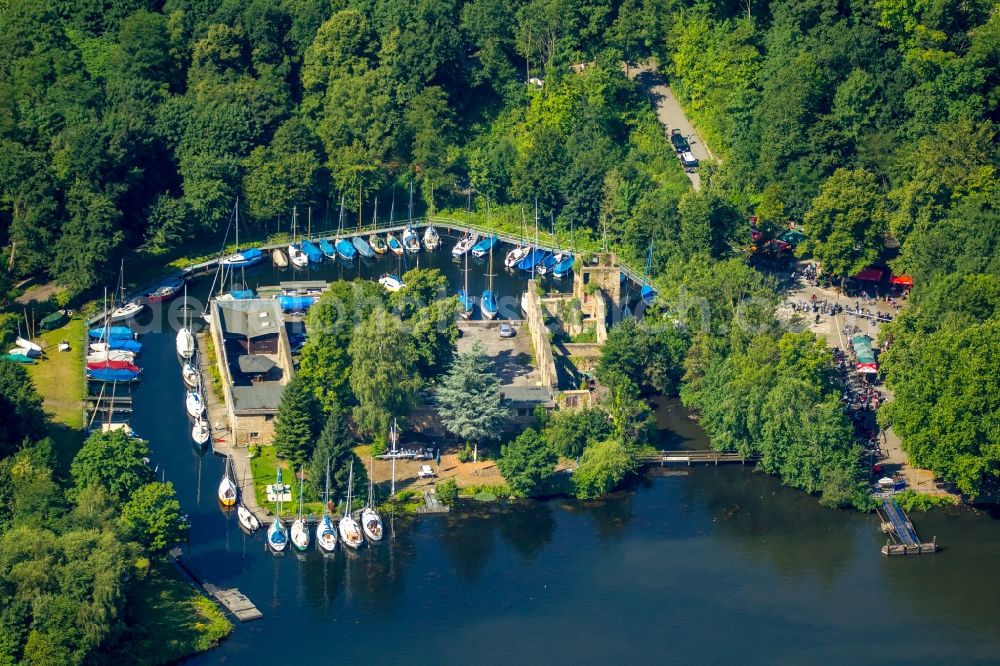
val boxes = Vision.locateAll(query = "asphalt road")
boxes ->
[629,62,714,191]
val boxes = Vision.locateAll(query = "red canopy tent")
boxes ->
[853,267,885,282]
[890,274,914,287]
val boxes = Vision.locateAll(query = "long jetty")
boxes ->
[639,450,758,466]
[876,496,938,556]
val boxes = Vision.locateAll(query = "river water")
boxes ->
[121,242,1000,664]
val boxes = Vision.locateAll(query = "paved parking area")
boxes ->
[456,322,538,386]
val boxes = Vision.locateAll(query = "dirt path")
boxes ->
[628,62,715,191]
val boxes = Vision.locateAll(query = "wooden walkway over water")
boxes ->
[169,547,263,621]
[639,450,758,466]
[876,496,938,556]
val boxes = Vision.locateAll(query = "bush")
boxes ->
[893,490,956,512]
[436,478,458,506]
[572,439,637,499]
[457,445,474,463]
[370,436,387,457]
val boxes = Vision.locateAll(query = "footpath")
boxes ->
[777,272,946,496]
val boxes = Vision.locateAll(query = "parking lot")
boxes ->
[456,321,538,386]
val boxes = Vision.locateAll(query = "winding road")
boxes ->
[628,62,715,191]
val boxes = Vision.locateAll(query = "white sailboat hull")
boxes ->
[86,350,134,364]
[361,508,383,542]
[338,517,365,549]
[315,516,337,553]
[15,337,42,353]
[109,301,144,323]
[186,391,205,418]
[268,520,288,552]
[181,363,199,388]
[288,245,308,268]
[237,505,260,532]
[192,420,210,445]
[291,518,309,550]
[218,477,237,506]
[175,328,194,359]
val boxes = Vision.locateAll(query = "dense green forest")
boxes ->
[0,363,226,664]
[0,4,997,656]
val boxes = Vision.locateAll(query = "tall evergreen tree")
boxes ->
[305,400,367,502]
[273,374,320,467]
[436,342,509,460]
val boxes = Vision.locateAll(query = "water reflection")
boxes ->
[497,502,556,561]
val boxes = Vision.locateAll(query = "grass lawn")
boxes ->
[249,445,326,518]
[25,316,86,470]
[108,563,232,665]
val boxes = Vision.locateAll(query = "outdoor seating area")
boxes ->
[376,447,435,461]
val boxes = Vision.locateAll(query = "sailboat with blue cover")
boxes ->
[268,467,288,553]
[458,246,474,319]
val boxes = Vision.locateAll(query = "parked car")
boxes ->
[680,150,699,170]
[670,128,690,153]
[499,323,515,338]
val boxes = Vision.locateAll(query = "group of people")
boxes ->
[832,348,885,459]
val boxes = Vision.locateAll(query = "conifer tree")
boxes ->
[273,375,319,467]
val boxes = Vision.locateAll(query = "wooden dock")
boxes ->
[87,215,652,326]
[877,496,938,556]
[169,548,263,622]
[639,450,758,466]
[204,585,263,622]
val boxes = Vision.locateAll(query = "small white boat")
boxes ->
[402,225,420,253]
[378,273,405,292]
[338,462,365,550]
[57,341,70,352]
[181,362,199,388]
[361,506,383,542]
[452,232,479,257]
[520,292,530,315]
[291,519,309,551]
[175,328,194,359]
[15,336,42,354]
[186,389,205,418]
[288,244,308,268]
[109,300,145,323]
[192,419,210,446]
[272,248,289,267]
[423,225,440,250]
[237,505,260,532]
[505,245,529,269]
[218,455,237,507]
[86,350,135,364]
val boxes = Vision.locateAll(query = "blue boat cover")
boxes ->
[300,240,323,262]
[90,326,132,339]
[87,367,141,382]
[552,254,575,277]
[230,289,256,300]
[336,238,357,260]
[106,338,142,353]
[517,248,547,271]
[278,295,317,312]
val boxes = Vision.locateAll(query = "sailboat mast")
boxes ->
[372,198,378,228]
[533,199,539,279]
[408,182,413,224]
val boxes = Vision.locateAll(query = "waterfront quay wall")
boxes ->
[524,280,558,391]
